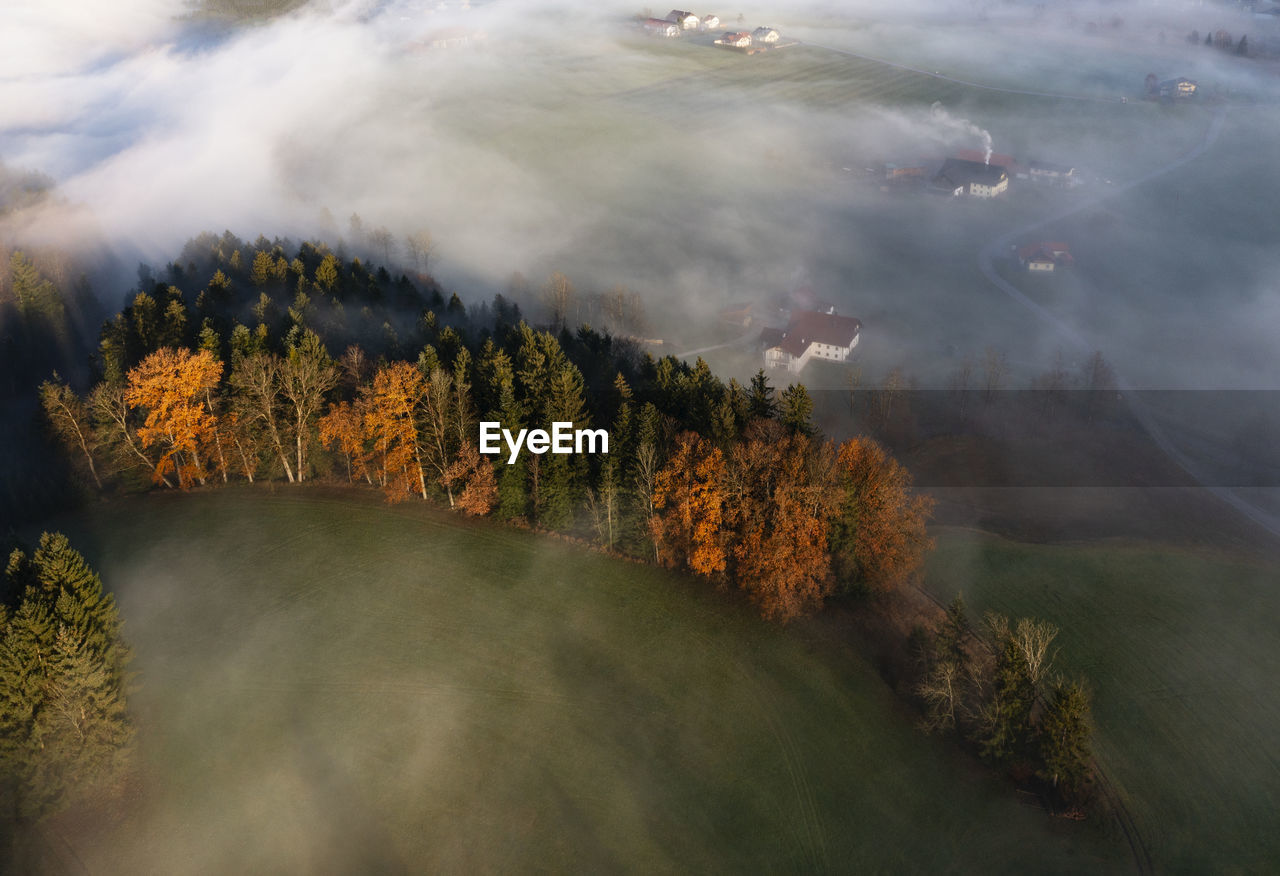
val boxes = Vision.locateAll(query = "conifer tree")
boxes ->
[1038,680,1094,803]
[747,369,779,420]
[0,534,133,819]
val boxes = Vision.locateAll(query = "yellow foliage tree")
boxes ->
[360,362,427,502]
[123,348,222,489]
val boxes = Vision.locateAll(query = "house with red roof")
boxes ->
[760,310,862,373]
[954,149,1018,170]
[1018,241,1073,272]
[716,31,753,48]
[645,17,681,37]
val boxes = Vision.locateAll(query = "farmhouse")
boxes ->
[752,26,781,43]
[1028,160,1076,184]
[1018,241,1073,272]
[716,31,753,48]
[702,14,720,28]
[1159,77,1198,98]
[932,158,1009,198]
[666,10,701,28]
[760,309,862,374]
[645,17,681,37]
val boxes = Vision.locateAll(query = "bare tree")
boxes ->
[543,272,574,329]
[405,230,433,273]
[917,660,962,733]
[280,331,339,482]
[231,352,295,482]
[369,226,395,265]
[982,346,1008,401]
[89,382,171,487]
[40,376,102,489]
[1012,617,1059,689]
[633,442,661,561]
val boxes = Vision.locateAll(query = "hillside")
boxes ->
[27,490,1125,873]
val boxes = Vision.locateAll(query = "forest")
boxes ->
[2,229,1096,839]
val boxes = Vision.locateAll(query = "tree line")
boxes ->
[30,231,1092,808]
[35,232,935,620]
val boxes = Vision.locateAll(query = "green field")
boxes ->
[32,490,1126,873]
[925,527,1280,871]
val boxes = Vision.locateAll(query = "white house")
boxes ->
[1018,242,1072,272]
[1159,77,1198,99]
[932,158,1009,198]
[667,10,701,28]
[645,17,681,37]
[716,31,752,48]
[702,14,720,29]
[752,26,780,43]
[1028,160,1075,184]
[761,310,862,374]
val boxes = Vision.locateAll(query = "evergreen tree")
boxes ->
[1038,680,1093,803]
[0,534,132,819]
[747,369,779,420]
[780,383,815,436]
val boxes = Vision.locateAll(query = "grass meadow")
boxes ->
[926,527,1280,872]
[32,489,1126,873]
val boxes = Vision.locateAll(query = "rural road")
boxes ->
[973,105,1280,539]
[671,325,759,359]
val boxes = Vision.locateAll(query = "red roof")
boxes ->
[772,310,862,357]
[1018,241,1073,262]
[955,149,1017,169]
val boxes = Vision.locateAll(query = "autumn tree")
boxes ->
[39,375,102,489]
[123,348,223,489]
[319,400,369,484]
[829,437,934,595]
[651,431,728,575]
[444,444,497,516]
[724,423,837,621]
[361,361,429,502]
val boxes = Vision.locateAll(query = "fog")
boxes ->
[4,0,1280,388]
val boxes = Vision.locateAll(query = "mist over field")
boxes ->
[8,3,1280,871]
[2,0,1279,394]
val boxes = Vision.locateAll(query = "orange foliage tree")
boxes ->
[319,400,369,485]
[830,436,935,594]
[726,423,838,621]
[360,362,428,502]
[651,431,727,576]
[123,348,223,489]
[444,444,497,516]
